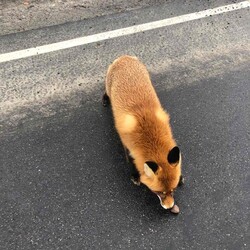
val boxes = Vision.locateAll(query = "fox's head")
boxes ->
[140,146,182,209]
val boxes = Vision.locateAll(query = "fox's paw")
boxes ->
[178,175,184,187]
[131,175,141,186]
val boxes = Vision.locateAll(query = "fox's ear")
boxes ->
[167,146,180,165]
[144,161,158,177]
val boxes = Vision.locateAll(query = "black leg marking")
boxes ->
[130,161,140,186]
[102,92,110,107]
[123,146,130,163]
[131,173,140,186]
[123,146,140,185]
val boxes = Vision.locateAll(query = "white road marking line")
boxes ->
[0,1,249,63]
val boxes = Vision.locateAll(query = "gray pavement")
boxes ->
[1,0,173,36]
[0,0,250,249]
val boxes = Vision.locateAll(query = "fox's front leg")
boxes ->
[130,163,141,186]
[123,145,130,163]
[127,151,140,186]
[123,145,141,185]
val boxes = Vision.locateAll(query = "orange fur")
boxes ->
[105,55,182,209]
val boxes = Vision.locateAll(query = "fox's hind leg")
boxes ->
[102,92,110,107]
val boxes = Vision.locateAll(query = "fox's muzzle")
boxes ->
[156,194,175,209]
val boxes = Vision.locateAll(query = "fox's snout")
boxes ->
[157,194,175,209]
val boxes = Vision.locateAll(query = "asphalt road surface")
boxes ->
[0,0,250,249]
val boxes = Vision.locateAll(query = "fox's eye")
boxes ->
[162,191,167,195]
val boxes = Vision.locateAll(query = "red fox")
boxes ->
[103,55,183,210]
